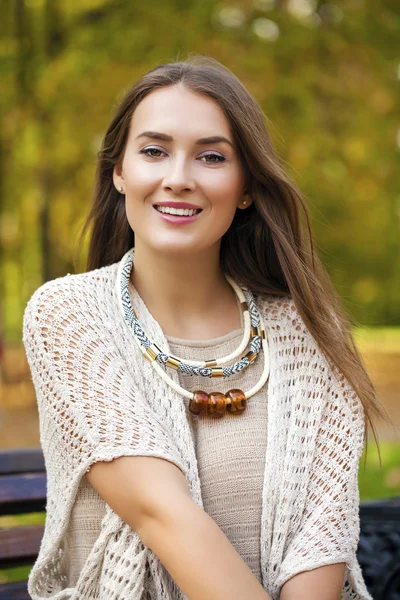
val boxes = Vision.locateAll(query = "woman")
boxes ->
[23,55,386,600]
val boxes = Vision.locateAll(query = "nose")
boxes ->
[162,156,195,194]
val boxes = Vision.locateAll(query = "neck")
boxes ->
[129,243,241,339]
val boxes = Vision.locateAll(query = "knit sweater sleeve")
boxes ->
[270,299,369,598]
[22,276,186,600]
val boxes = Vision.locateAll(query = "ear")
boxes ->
[237,189,253,210]
[113,163,124,192]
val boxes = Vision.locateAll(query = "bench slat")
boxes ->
[0,473,46,516]
[0,581,30,600]
[0,449,45,474]
[0,525,43,568]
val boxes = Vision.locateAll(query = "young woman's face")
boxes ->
[113,84,251,257]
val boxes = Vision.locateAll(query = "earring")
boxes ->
[243,200,247,205]
[118,186,124,193]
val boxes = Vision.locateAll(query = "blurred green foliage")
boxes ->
[354,326,400,353]
[359,442,400,500]
[0,0,399,342]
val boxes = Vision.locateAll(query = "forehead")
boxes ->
[129,85,233,138]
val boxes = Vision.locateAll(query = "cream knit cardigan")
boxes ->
[22,259,372,600]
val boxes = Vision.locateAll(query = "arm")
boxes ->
[86,456,272,600]
[280,563,345,600]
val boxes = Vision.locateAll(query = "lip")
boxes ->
[153,201,202,210]
[153,205,202,225]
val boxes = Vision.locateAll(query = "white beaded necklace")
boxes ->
[116,248,270,417]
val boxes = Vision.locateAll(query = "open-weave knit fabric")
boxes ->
[65,324,268,589]
[22,258,372,600]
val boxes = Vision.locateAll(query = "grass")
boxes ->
[0,566,31,586]
[0,512,46,585]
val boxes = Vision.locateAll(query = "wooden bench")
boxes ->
[1,448,399,599]
[357,496,400,599]
[0,448,46,600]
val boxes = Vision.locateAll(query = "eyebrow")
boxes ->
[135,131,234,148]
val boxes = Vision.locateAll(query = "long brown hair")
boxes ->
[76,54,391,455]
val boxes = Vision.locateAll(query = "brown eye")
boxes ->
[201,153,225,163]
[140,147,164,158]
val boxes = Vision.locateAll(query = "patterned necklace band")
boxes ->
[118,248,264,379]
[115,249,270,417]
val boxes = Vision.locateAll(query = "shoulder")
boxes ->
[25,262,119,311]
[23,262,120,334]
[257,294,365,428]
[256,293,306,333]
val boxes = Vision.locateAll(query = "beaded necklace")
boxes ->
[120,249,264,377]
[116,248,270,417]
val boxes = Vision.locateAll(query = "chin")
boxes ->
[146,239,217,258]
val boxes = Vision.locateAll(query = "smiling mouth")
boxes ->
[154,205,203,217]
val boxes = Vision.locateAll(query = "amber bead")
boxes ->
[225,389,247,414]
[208,392,227,417]
[189,391,209,416]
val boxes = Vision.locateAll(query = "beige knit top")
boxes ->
[65,292,269,587]
[24,259,371,599]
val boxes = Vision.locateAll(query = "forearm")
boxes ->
[280,563,345,600]
[139,496,272,600]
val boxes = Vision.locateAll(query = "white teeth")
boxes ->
[155,206,200,216]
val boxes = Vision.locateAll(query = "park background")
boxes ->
[0,0,399,586]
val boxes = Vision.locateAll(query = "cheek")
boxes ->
[124,198,136,230]
[204,168,244,207]
[123,157,161,192]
